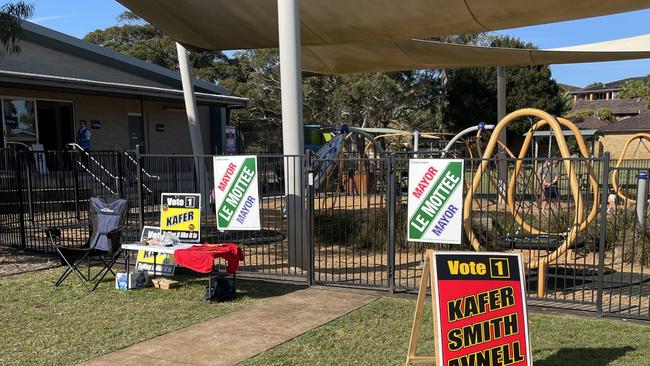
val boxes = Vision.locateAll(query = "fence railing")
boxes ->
[1,148,649,320]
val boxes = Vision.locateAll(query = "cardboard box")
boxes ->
[115,271,149,290]
[151,278,180,290]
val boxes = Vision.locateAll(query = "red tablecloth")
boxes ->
[173,243,244,274]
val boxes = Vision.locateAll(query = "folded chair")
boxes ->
[46,197,128,292]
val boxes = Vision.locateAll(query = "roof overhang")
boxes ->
[0,70,248,108]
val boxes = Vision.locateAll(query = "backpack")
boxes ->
[203,277,235,302]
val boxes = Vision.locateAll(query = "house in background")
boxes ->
[567,77,648,121]
[568,107,650,160]
[0,21,247,154]
[570,77,644,102]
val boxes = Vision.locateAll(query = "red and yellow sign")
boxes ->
[406,250,532,366]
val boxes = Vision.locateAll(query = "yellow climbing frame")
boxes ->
[463,109,600,271]
[611,133,650,204]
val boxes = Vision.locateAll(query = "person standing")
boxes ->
[537,160,560,210]
[76,120,91,150]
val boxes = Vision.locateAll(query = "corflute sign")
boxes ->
[405,251,532,366]
[213,155,261,230]
[434,252,532,366]
[160,193,201,242]
[407,159,464,244]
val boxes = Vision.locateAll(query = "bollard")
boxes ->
[636,170,648,229]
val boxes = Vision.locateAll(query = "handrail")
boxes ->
[67,143,119,181]
[67,143,119,195]
[123,151,160,181]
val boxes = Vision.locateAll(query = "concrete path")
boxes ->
[82,287,377,366]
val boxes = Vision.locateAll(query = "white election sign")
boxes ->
[407,159,464,244]
[213,155,261,230]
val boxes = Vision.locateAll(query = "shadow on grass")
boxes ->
[81,268,307,301]
[536,346,635,366]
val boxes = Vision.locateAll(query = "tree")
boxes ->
[442,36,569,137]
[621,75,650,110]
[566,109,616,123]
[0,1,34,57]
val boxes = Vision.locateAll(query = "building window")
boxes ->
[2,99,37,145]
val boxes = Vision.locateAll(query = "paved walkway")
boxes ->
[82,287,377,366]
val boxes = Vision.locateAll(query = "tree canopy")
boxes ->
[443,36,570,135]
[621,75,650,110]
[0,1,34,57]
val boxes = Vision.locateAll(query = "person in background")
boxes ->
[537,160,560,210]
[76,120,91,150]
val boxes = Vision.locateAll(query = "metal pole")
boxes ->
[496,66,507,203]
[306,150,314,285]
[636,170,648,229]
[176,42,205,157]
[278,0,306,268]
[15,150,26,249]
[596,152,610,316]
[136,145,145,233]
[387,154,396,293]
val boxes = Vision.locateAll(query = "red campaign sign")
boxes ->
[433,252,532,366]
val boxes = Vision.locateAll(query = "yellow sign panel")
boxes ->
[160,193,201,242]
[135,226,175,276]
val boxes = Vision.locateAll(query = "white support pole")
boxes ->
[177,42,208,212]
[278,0,306,268]
[176,42,205,157]
[496,66,507,204]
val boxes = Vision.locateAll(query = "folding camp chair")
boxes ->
[46,197,128,292]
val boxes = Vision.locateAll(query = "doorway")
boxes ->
[128,114,144,150]
[37,101,74,151]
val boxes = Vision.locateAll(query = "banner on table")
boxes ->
[160,193,201,242]
[406,251,532,366]
[213,155,260,230]
[135,226,175,276]
[407,159,464,244]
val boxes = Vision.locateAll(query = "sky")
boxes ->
[10,0,650,88]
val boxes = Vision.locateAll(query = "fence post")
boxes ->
[596,152,610,316]
[116,151,124,198]
[306,150,314,285]
[136,145,145,232]
[71,149,81,221]
[387,153,396,293]
[14,150,27,250]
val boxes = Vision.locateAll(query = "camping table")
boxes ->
[121,243,236,298]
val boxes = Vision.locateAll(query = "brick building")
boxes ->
[0,21,246,154]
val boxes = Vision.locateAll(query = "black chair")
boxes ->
[46,197,128,292]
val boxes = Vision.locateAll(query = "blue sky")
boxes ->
[11,0,650,87]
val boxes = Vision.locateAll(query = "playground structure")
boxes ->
[611,133,650,204]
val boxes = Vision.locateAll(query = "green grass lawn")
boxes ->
[0,268,299,366]
[240,297,650,366]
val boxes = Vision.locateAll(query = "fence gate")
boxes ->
[309,155,392,288]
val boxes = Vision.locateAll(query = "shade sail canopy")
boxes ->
[301,34,650,74]
[117,0,650,50]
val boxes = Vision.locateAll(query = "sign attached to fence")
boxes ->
[160,193,201,242]
[213,155,261,231]
[406,250,532,366]
[407,159,464,244]
[135,226,175,276]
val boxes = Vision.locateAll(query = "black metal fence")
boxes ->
[1,148,649,320]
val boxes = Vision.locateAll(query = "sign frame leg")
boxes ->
[405,249,438,365]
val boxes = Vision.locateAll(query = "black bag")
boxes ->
[203,277,235,302]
